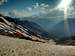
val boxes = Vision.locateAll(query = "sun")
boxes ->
[57,0,72,10]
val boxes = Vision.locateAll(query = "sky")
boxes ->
[0,0,75,18]
[0,0,75,37]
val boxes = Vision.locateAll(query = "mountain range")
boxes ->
[0,14,54,43]
[51,18,75,38]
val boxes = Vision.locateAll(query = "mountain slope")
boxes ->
[15,19,52,39]
[0,16,48,42]
[0,35,75,56]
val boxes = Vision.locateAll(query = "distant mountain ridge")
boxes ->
[50,18,75,38]
[15,19,52,39]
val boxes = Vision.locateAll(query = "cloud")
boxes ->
[7,10,33,18]
[27,3,50,16]
[0,0,7,5]
[1,3,61,18]
[1,2,75,19]
[2,3,50,18]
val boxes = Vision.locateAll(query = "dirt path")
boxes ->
[0,35,75,56]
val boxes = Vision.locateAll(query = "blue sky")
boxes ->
[0,0,61,17]
[0,0,59,11]
[0,0,75,18]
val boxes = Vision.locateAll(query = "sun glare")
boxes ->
[57,0,72,36]
[57,0,72,9]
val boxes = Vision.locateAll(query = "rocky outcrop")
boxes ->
[63,36,75,46]
[57,36,75,46]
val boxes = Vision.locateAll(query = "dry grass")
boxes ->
[0,35,75,56]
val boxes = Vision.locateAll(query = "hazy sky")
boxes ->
[0,0,59,11]
[0,0,75,18]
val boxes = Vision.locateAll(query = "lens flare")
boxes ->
[57,0,72,9]
[57,0,72,36]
